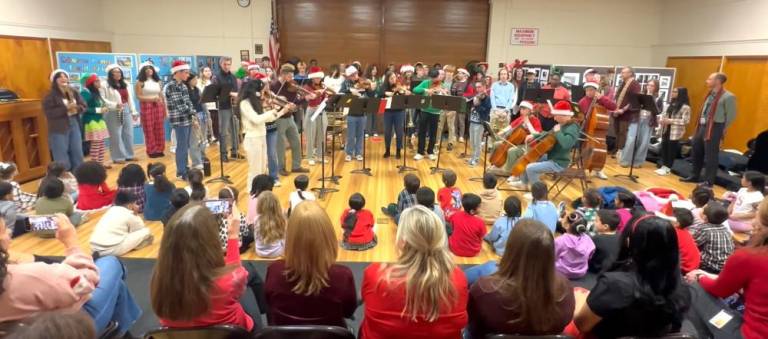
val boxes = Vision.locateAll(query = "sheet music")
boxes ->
[311,99,327,122]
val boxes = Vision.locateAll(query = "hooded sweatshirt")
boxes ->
[477,189,503,226]
[554,233,596,279]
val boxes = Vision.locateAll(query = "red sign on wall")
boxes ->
[510,28,539,46]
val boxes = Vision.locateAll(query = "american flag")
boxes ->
[269,19,280,69]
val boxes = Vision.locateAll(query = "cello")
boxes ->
[581,95,610,171]
[489,126,529,167]
[509,111,583,176]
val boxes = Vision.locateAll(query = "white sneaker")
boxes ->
[356,155,364,161]
[655,166,671,176]
[170,147,176,154]
[509,180,526,189]
[373,133,379,137]
[523,192,533,200]
[365,133,370,138]
[594,170,608,180]
[345,155,352,162]
[414,153,424,160]
[273,180,281,187]
[428,154,437,161]
[506,175,519,183]
[459,137,465,143]
[308,159,316,166]
[616,150,622,160]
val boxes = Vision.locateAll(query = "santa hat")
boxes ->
[519,101,534,111]
[308,66,324,79]
[138,62,158,73]
[583,82,599,90]
[49,69,69,82]
[250,71,267,80]
[344,65,358,77]
[550,100,573,116]
[81,73,99,87]
[456,68,469,76]
[105,63,121,74]
[654,195,687,222]
[170,60,190,74]
[400,64,415,74]
[247,62,260,71]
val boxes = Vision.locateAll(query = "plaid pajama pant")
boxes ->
[140,101,166,155]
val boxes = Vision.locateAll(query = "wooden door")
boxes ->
[666,57,722,138]
[721,56,768,151]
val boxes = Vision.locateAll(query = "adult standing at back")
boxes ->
[101,64,136,164]
[135,62,166,158]
[211,57,243,162]
[610,67,641,159]
[270,64,310,175]
[42,70,86,170]
[619,78,661,168]
[681,72,738,187]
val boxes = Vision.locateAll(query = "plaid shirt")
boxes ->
[12,181,36,211]
[397,189,417,213]
[118,184,146,213]
[691,223,734,273]
[662,104,691,141]
[164,81,195,127]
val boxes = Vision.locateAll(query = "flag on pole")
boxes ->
[269,18,280,69]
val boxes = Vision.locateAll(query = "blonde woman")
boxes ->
[197,66,217,143]
[264,201,357,327]
[254,191,287,258]
[360,205,468,338]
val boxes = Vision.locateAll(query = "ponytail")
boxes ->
[148,163,173,193]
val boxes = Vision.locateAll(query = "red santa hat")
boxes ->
[654,195,686,222]
[550,100,573,116]
[519,100,534,111]
[250,71,267,80]
[49,69,69,82]
[308,66,324,79]
[247,61,260,71]
[583,82,600,90]
[400,64,415,74]
[170,60,190,74]
[456,68,469,76]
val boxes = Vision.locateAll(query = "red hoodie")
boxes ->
[675,227,701,274]
[76,183,116,211]
[340,208,375,245]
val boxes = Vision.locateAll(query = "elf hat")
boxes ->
[400,64,415,74]
[171,60,190,74]
[551,100,573,116]
[105,63,121,74]
[457,68,470,76]
[308,66,324,79]
[344,65,358,77]
[519,100,534,111]
[81,73,99,87]
[50,69,69,82]
[583,82,600,90]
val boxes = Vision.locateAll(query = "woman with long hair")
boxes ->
[100,64,136,164]
[151,204,263,331]
[264,201,357,326]
[468,219,574,338]
[43,70,86,171]
[197,66,216,143]
[365,64,381,136]
[80,74,111,168]
[323,64,344,94]
[360,205,468,338]
[135,63,167,158]
[378,71,410,159]
[656,87,691,176]
[575,214,691,338]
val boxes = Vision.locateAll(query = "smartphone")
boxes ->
[27,215,58,232]
[204,199,232,215]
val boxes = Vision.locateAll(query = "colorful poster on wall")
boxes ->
[138,54,195,83]
[522,64,552,87]
[195,55,224,75]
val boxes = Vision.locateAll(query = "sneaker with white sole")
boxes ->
[428,154,437,161]
[273,180,281,187]
[655,166,671,176]
[509,180,527,189]
[414,153,424,160]
[594,170,608,180]
[308,159,316,166]
[356,155,363,161]
[459,137,465,143]
[345,155,352,162]
[506,175,519,183]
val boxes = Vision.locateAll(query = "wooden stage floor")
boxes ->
[13,137,723,264]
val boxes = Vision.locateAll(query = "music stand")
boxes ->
[310,96,340,199]
[469,121,496,182]
[615,93,656,183]
[319,95,344,185]
[344,96,374,176]
[201,83,233,184]
[570,86,586,103]
[430,95,465,174]
[397,95,427,173]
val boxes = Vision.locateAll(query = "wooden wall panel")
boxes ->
[665,57,722,138]
[51,38,112,67]
[721,57,768,151]
[0,36,53,99]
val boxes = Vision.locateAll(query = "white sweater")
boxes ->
[89,206,146,248]
[240,100,279,138]
[99,85,138,115]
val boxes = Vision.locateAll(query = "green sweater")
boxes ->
[533,123,581,168]
[412,79,441,114]
[80,90,105,125]
[35,196,74,216]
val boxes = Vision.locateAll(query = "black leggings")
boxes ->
[659,129,680,168]
[417,112,440,155]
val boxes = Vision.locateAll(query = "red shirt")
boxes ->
[437,187,462,219]
[577,95,617,114]
[76,183,116,210]
[675,227,701,274]
[700,249,768,339]
[159,239,254,331]
[340,208,375,245]
[304,84,326,107]
[447,211,487,257]
[360,263,469,339]
[537,85,572,118]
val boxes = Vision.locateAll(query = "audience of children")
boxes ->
[89,191,154,257]
[690,185,714,225]
[38,161,78,202]
[614,191,637,232]
[287,174,315,216]
[724,171,765,233]
[0,181,25,237]
[185,168,207,202]
[588,209,621,274]
[554,211,595,279]
[437,170,462,218]
[382,173,419,223]
[144,163,176,221]
[253,191,287,258]
[74,161,116,211]
[522,182,559,232]
[0,162,37,211]
[247,174,274,226]
[690,201,735,273]
[666,207,702,274]
[216,186,253,253]
[34,177,83,228]
[579,188,602,232]
[484,196,521,256]
[476,173,503,226]
[161,188,189,226]
[116,164,147,213]
[448,193,487,257]
[416,187,447,229]
[340,193,377,250]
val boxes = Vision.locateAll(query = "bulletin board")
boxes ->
[138,54,195,83]
[195,55,224,75]
[614,66,677,102]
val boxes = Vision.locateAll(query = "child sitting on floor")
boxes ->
[579,188,602,233]
[382,173,420,224]
[690,185,713,226]
[0,162,37,211]
[614,191,636,233]
[340,192,377,251]
[161,188,189,226]
[723,171,765,234]
[287,174,315,217]
[74,161,116,211]
[554,210,595,279]
[116,164,147,213]
[144,163,176,221]
[669,208,701,274]
[254,191,286,258]
[485,195,522,256]
[34,178,84,227]
[588,209,621,273]
[0,181,26,238]
[185,168,207,202]
[477,172,503,226]
[247,174,274,226]
[522,182,559,232]
[216,186,253,253]
[437,169,462,219]
[89,191,154,257]
[38,162,78,202]
[416,186,447,230]
[690,201,734,274]
[448,193,487,257]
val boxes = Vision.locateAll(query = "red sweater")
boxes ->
[578,95,617,113]
[447,211,487,257]
[437,187,462,219]
[340,208,375,245]
[76,183,116,210]
[159,239,254,331]
[675,227,701,274]
[509,115,542,133]
[700,249,768,339]
[360,263,468,339]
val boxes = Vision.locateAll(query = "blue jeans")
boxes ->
[266,130,278,181]
[521,158,564,185]
[383,110,405,154]
[463,261,498,286]
[172,125,191,178]
[104,107,135,161]
[82,256,142,336]
[48,116,84,171]
[346,116,366,157]
[469,122,484,163]
[620,115,652,167]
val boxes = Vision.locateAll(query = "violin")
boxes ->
[355,78,373,90]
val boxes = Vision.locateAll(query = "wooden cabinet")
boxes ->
[0,100,50,183]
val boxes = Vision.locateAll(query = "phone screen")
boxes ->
[204,199,231,215]
[28,216,58,232]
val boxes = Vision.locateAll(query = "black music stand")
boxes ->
[430,95,466,174]
[615,93,656,183]
[342,95,374,176]
[397,95,428,173]
[320,95,344,185]
[311,95,342,199]
[201,83,233,184]
[469,121,495,182]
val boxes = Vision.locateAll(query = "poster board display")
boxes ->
[195,55,224,75]
[522,64,552,87]
[614,66,676,102]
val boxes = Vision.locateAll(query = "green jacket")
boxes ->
[80,89,105,125]
[533,123,581,168]
[412,79,441,114]
[702,90,737,127]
